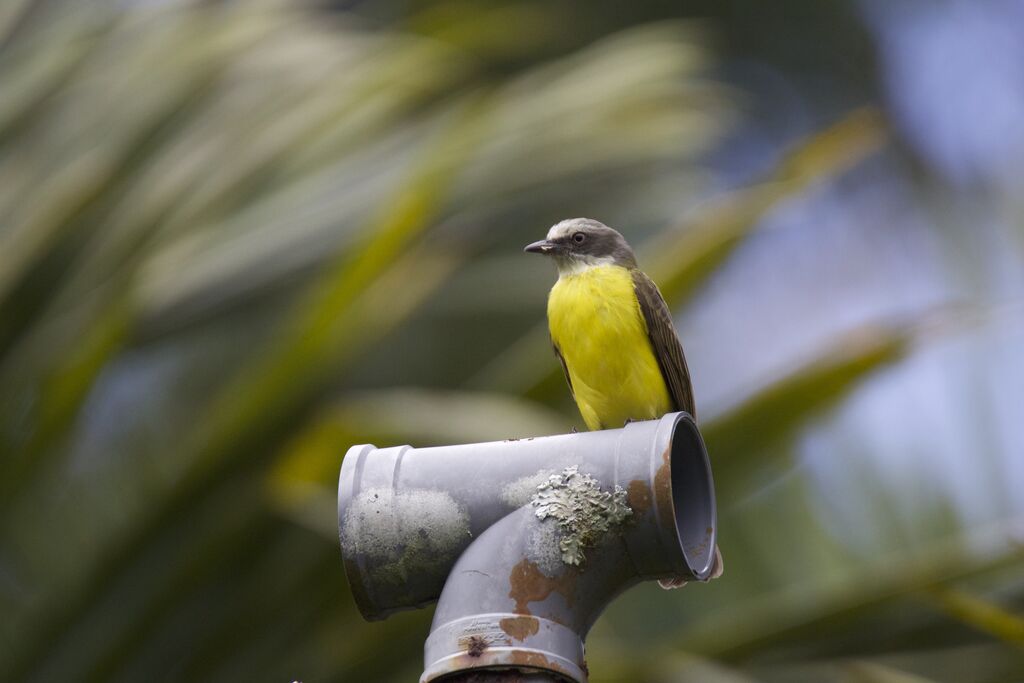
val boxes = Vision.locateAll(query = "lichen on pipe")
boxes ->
[532,466,632,566]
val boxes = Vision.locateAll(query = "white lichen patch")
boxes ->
[342,487,470,585]
[525,516,565,575]
[531,466,632,566]
[501,470,556,508]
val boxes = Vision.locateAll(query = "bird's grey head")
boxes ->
[524,218,637,275]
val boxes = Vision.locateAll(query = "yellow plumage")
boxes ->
[547,264,671,431]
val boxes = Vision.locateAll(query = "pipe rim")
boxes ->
[663,413,718,580]
[421,613,586,683]
[338,444,381,620]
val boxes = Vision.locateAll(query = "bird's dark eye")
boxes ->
[572,232,585,244]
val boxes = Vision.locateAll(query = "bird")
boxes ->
[524,217,722,588]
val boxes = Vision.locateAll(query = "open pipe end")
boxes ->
[664,413,718,581]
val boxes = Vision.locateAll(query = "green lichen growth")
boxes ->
[342,488,470,589]
[532,466,632,566]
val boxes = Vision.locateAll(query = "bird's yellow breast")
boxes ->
[547,264,671,430]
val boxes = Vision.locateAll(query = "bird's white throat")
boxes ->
[556,255,618,278]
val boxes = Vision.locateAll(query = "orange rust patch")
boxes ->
[653,456,674,526]
[685,538,709,557]
[437,649,576,680]
[684,526,714,561]
[626,479,652,515]
[504,650,572,676]
[508,559,576,615]
[499,615,540,641]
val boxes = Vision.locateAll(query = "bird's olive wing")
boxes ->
[552,340,575,399]
[632,270,696,419]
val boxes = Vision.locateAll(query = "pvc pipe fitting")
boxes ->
[338,412,717,682]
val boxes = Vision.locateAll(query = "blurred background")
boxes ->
[1,0,1022,681]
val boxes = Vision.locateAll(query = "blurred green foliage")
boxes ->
[1,1,1022,682]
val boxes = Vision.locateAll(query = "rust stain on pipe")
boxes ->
[439,649,574,681]
[503,650,573,677]
[508,559,576,615]
[653,447,674,529]
[499,615,540,641]
[625,479,652,515]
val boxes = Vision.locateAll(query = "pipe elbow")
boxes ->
[421,500,629,682]
[421,416,717,682]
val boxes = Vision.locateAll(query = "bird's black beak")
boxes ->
[524,239,556,254]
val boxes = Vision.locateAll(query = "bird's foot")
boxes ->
[570,425,578,434]
[623,418,634,427]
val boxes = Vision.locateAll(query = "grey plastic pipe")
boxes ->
[338,412,717,682]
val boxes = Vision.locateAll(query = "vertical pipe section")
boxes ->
[420,504,632,682]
